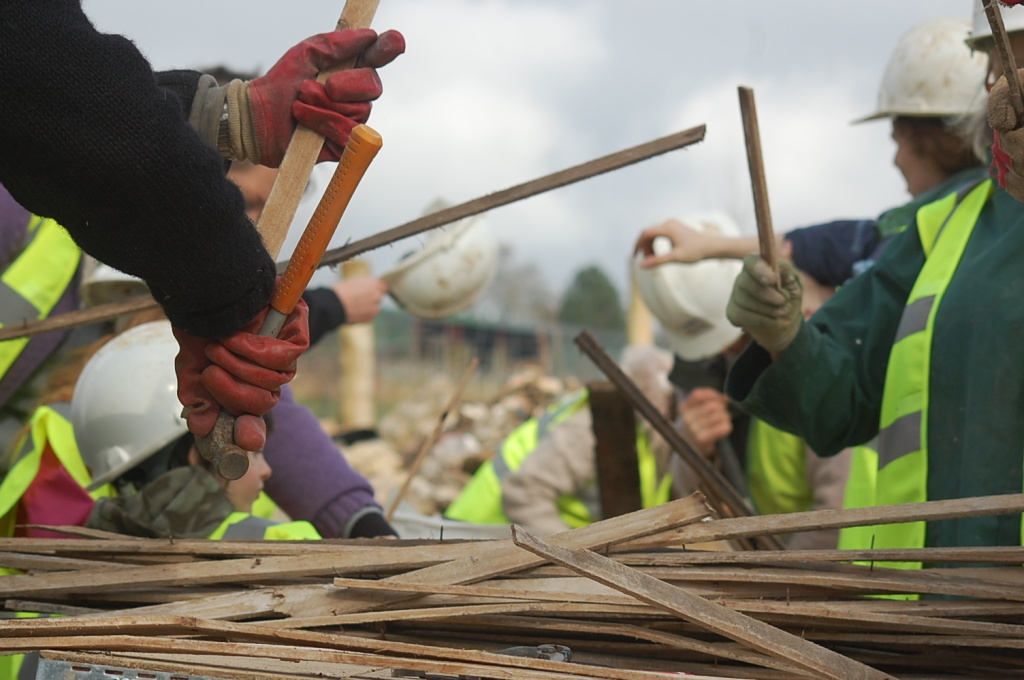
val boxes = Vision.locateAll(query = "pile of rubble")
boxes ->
[343,366,577,516]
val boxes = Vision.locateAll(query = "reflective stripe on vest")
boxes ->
[209,512,321,540]
[0,404,114,538]
[0,216,81,377]
[839,179,994,569]
[444,389,672,526]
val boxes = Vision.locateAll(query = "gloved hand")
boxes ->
[988,71,1024,201]
[243,28,404,166]
[726,255,803,356]
[174,299,311,451]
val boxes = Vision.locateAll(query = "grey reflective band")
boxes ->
[10,426,34,466]
[892,296,934,344]
[492,448,512,481]
[0,280,41,325]
[877,410,923,469]
[220,515,275,539]
[494,395,584,482]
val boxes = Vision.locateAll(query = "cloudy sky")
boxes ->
[83,0,979,303]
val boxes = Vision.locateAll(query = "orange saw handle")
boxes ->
[270,124,383,318]
[197,124,383,480]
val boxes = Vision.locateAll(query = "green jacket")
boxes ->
[727,182,1024,550]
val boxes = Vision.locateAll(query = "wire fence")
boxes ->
[292,308,627,422]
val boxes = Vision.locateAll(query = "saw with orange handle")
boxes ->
[197,124,383,480]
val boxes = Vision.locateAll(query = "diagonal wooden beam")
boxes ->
[511,526,897,680]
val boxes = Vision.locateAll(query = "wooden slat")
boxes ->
[511,526,896,680]
[0,126,706,343]
[624,493,1024,546]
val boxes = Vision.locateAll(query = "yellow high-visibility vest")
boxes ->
[838,180,1013,571]
[445,389,672,527]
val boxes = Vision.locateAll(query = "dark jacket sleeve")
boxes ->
[785,219,880,287]
[725,221,924,457]
[0,1,273,338]
[302,287,348,347]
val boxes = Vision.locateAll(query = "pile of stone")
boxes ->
[344,366,575,516]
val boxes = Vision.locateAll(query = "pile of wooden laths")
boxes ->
[1,493,1023,680]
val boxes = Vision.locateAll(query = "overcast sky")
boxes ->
[82,0,979,303]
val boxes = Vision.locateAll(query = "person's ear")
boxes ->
[186,444,202,467]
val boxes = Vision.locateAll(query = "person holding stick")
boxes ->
[634,18,987,552]
[0,1,404,455]
[722,7,1024,559]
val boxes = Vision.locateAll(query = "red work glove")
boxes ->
[249,28,405,166]
[173,299,311,451]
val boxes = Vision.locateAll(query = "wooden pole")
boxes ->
[626,267,655,346]
[337,260,377,436]
[738,86,778,280]
[0,125,706,343]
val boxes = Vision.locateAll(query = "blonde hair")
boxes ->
[619,344,675,416]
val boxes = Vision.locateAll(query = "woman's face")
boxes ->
[188,445,272,514]
[892,122,946,197]
[220,451,272,514]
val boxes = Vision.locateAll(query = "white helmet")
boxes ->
[855,17,987,122]
[72,320,187,489]
[80,258,148,307]
[967,0,1024,51]
[631,213,743,362]
[383,209,499,319]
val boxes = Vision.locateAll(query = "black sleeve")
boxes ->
[302,287,348,347]
[154,70,204,118]
[785,219,880,287]
[349,511,399,538]
[0,1,273,338]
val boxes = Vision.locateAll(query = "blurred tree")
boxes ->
[558,265,625,330]
[473,244,557,325]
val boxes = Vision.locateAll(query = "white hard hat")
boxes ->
[80,258,148,307]
[967,0,1024,50]
[855,17,987,122]
[632,213,743,362]
[72,320,188,489]
[383,211,499,319]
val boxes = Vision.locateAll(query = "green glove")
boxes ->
[726,254,803,355]
[86,467,234,539]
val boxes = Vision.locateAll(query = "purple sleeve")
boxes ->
[262,385,384,538]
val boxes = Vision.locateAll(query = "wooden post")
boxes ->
[588,382,643,519]
[626,267,655,346]
[338,260,377,436]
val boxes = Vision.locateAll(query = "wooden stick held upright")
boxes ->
[984,0,1024,123]
[738,86,778,280]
